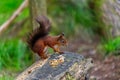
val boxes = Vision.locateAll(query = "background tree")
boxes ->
[29,0,47,29]
[29,0,47,59]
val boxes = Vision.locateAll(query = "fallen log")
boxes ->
[16,52,93,80]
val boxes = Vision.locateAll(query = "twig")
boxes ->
[0,0,28,35]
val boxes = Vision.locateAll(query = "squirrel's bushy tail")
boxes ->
[27,15,51,49]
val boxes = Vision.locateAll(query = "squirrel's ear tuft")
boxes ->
[61,32,64,36]
[57,34,63,41]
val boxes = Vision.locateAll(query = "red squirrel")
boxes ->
[27,15,67,59]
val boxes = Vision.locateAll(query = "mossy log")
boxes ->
[16,52,93,80]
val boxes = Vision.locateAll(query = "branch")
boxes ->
[0,0,28,35]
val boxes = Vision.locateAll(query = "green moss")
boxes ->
[66,72,75,80]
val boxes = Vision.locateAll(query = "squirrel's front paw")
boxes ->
[59,51,64,54]
[41,55,48,59]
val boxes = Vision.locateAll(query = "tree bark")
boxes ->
[16,52,93,80]
[29,0,47,29]
[28,0,47,60]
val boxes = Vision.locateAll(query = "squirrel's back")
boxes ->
[27,15,51,49]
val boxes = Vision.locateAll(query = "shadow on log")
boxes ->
[16,52,93,80]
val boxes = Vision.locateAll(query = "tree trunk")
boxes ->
[28,0,47,60]
[102,0,120,37]
[29,0,47,28]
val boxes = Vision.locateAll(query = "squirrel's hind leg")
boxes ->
[38,49,48,59]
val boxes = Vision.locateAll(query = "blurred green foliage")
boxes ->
[101,37,120,56]
[0,0,32,79]
[48,0,104,37]
[0,75,14,80]
[0,0,29,25]
[0,39,33,71]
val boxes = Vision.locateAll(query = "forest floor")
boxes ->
[63,37,120,80]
